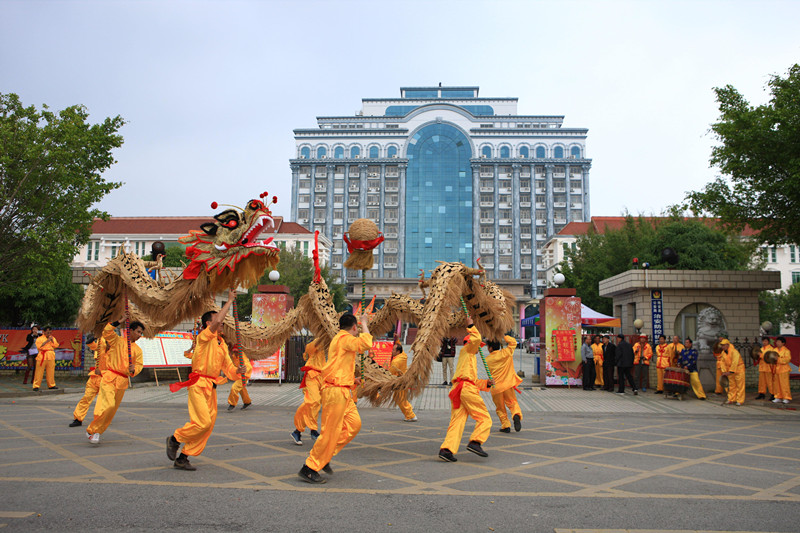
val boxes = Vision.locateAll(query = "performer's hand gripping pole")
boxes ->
[459,296,493,381]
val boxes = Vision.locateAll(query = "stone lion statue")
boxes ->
[696,305,726,356]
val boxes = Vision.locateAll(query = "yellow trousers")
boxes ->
[774,373,792,401]
[306,386,361,472]
[715,365,723,394]
[441,384,491,454]
[33,359,55,389]
[688,371,706,399]
[657,367,666,391]
[491,388,521,429]
[758,372,775,395]
[393,389,416,420]
[87,376,127,435]
[294,372,323,432]
[73,375,101,421]
[227,379,251,407]
[726,373,746,404]
[174,383,219,457]
[594,360,604,386]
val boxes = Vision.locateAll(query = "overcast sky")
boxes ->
[2,0,799,222]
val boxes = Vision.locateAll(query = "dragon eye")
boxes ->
[249,200,264,210]
[222,219,239,229]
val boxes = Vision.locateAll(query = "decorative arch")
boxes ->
[300,146,311,159]
[349,145,361,158]
[481,145,493,159]
[316,146,328,159]
[553,146,564,159]
[535,145,546,158]
[369,145,380,159]
[334,146,345,159]
[499,145,511,158]
[518,145,530,158]
[570,146,582,159]
[387,145,398,158]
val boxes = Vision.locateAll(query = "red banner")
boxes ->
[553,330,576,362]
[0,328,84,370]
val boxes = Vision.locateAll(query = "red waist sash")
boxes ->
[169,372,219,393]
[107,368,130,379]
[449,377,477,409]
[299,366,320,389]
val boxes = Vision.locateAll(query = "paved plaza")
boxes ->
[1,364,799,532]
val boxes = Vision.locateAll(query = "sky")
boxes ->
[2,0,799,222]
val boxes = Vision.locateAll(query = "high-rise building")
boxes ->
[290,85,591,299]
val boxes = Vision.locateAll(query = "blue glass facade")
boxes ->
[404,123,473,277]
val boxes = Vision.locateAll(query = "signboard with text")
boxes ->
[651,290,664,339]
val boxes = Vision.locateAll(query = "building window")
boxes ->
[791,245,797,263]
[770,246,777,263]
[350,146,360,158]
[316,146,327,158]
[334,146,344,159]
[300,147,311,159]
[482,146,492,158]
[792,271,800,284]
[86,241,99,261]
[500,146,510,158]
[369,146,379,158]
[110,241,122,258]
[535,146,545,158]
[570,146,581,158]
[303,241,309,256]
[519,146,529,158]
[387,146,398,158]
[554,146,564,158]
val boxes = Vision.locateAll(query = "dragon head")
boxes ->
[179,197,281,290]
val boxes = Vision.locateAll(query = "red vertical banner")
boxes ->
[553,330,576,362]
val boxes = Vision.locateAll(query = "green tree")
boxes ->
[0,93,125,288]
[761,283,800,333]
[160,245,188,268]
[0,260,82,326]
[558,217,756,315]
[686,64,800,245]
[235,246,346,319]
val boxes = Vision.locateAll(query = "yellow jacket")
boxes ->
[591,343,603,365]
[634,342,653,365]
[775,346,792,374]
[452,326,491,390]
[102,323,143,387]
[321,329,373,388]
[303,339,326,371]
[719,343,745,375]
[486,335,522,394]
[229,348,253,380]
[390,352,409,376]
[35,334,59,361]
[191,327,239,385]
[87,337,109,377]
[663,342,684,368]
[759,345,775,373]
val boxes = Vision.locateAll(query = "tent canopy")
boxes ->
[520,304,620,328]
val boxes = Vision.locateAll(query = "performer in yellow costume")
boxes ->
[592,336,604,388]
[69,335,108,427]
[167,290,244,470]
[438,318,494,462]
[633,335,652,392]
[226,342,252,411]
[298,313,372,484]
[85,320,144,444]
[756,337,775,400]
[713,332,729,394]
[33,326,59,391]
[292,339,326,445]
[771,336,793,405]
[486,335,522,433]
[717,339,745,405]
[389,342,417,422]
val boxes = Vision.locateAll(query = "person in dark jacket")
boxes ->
[615,334,637,395]
[602,335,617,391]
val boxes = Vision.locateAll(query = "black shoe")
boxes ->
[227,404,235,411]
[310,429,320,441]
[448,382,452,385]
[755,393,765,400]
[49,386,58,390]
[467,440,488,457]
[166,435,180,461]
[321,463,333,474]
[769,395,775,401]
[298,464,326,483]
[655,391,663,394]
[69,419,82,427]
[634,390,638,396]
[499,427,511,433]
[291,429,303,446]
[241,403,251,410]
[438,448,457,462]
[32,387,39,392]
[442,381,448,386]
[174,457,196,471]
[513,414,522,432]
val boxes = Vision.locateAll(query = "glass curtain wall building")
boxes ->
[290,86,592,297]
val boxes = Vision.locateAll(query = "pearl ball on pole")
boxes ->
[268,270,280,283]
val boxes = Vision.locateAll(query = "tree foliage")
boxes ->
[235,246,346,319]
[760,283,800,333]
[0,260,82,326]
[0,93,125,287]
[686,64,800,245]
[558,217,758,315]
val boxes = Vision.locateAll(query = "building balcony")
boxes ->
[570,189,581,195]
[298,202,309,208]
[480,218,494,224]
[554,202,566,208]
[479,186,494,192]
[367,187,380,193]
[385,201,398,207]
[313,217,326,224]
[499,264,511,271]
[314,186,326,192]
[499,249,512,255]
[479,201,494,207]
[571,203,583,209]
[553,187,566,193]
[519,201,531,208]
[553,172,566,178]
[536,234,546,240]
[480,233,494,239]
[499,234,511,240]
[332,263,342,269]
[385,247,398,253]
[385,217,398,223]
[570,173,582,179]
[385,233,398,239]
[480,248,494,254]
[385,186,399,192]
[482,263,494,269]
[348,201,359,207]
[333,219,343,226]
[521,233,532,239]
[479,171,494,178]
[520,186,531,193]
[535,188,546,194]
[535,202,546,209]
[521,248,532,254]
[499,187,511,194]
[537,279,547,286]
[520,218,532,224]
[299,187,310,194]
[384,263,397,269]
[555,218,567,225]
[536,219,546,226]
[348,186,359,192]
[521,263,532,269]
[520,171,531,178]
[498,202,511,209]
[313,201,326,207]
[499,219,512,225]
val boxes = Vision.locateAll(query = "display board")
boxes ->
[250,292,288,380]
[543,296,582,386]
[136,331,194,368]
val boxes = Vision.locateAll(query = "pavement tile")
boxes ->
[444,471,581,493]
[614,475,757,496]
[713,453,800,474]
[522,460,635,485]
[670,462,795,490]
[587,450,687,470]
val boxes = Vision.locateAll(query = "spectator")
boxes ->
[615,334,637,395]
[22,324,39,375]
[602,335,616,391]
[440,336,457,385]
[581,336,595,390]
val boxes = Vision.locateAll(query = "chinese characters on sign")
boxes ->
[651,290,663,339]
